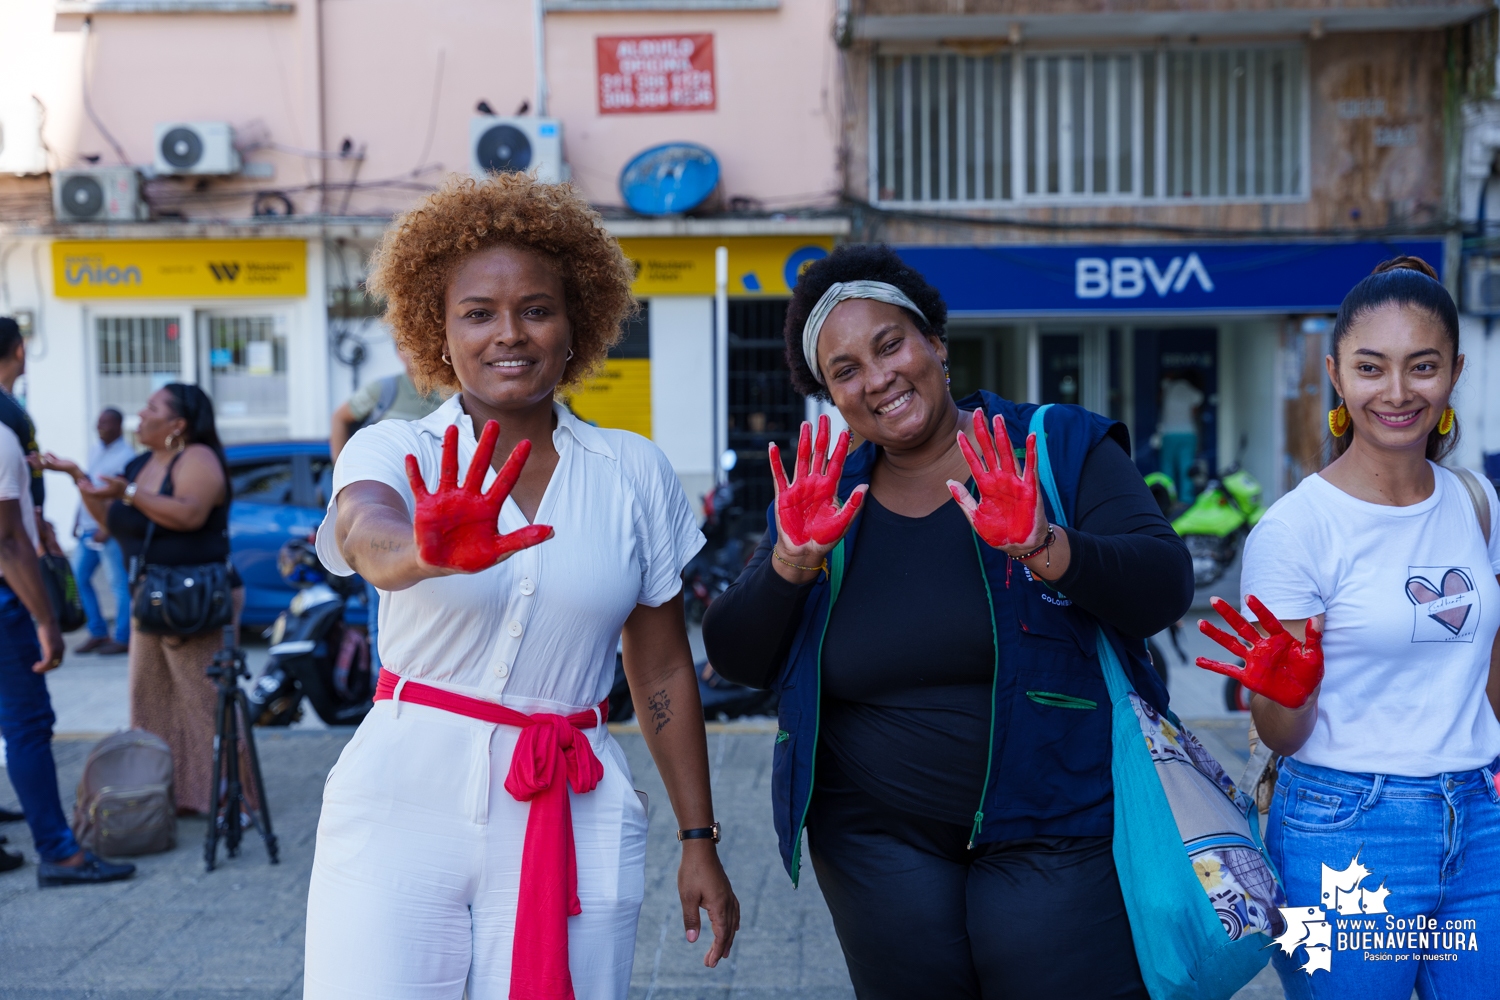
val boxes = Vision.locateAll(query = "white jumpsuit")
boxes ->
[302,397,704,1000]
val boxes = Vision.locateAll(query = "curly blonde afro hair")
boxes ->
[365,173,637,395]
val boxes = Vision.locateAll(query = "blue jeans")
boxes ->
[1159,431,1198,503]
[73,536,130,643]
[1267,755,1500,999]
[365,580,381,672]
[0,586,81,862]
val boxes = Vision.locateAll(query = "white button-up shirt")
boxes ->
[316,395,704,715]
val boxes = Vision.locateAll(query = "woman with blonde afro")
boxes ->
[302,174,738,1000]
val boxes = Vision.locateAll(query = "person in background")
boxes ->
[328,348,444,675]
[0,318,135,885]
[329,348,445,463]
[66,384,249,816]
[41,408,135,655]
[1156,371,1204,503]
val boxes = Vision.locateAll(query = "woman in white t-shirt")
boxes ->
[301,174,738,999]
[1196,257,1500,999]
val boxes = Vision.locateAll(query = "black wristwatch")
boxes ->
[677,822,721,844]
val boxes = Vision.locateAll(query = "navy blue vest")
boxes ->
[764,391,1170,884]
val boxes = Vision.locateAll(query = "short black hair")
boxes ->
[0,317,21,361]
[783,244,948,400]
[101,407,123,422]
[1330,256,1459,463]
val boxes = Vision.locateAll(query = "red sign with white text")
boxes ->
[597,34,716,115]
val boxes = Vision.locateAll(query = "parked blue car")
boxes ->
[225,441,366,628]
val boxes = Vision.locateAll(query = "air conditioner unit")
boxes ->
[52,168,148,222]
[469,117,564,183]
[1464,255,1500,315]
[153,121,241,175]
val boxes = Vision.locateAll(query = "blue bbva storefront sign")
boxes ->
[894,241,1446,316]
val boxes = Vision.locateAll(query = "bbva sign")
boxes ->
[1075,253,1215,300]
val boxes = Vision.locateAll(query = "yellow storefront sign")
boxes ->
[52,240,307,299]
[617,236,832,297]
[566,359,652,439]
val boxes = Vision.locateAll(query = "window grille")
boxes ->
[872,46,1304,205]
[727,300,799,525]
[96,316,182,420]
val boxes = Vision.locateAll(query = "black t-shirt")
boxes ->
[820,494,995,824]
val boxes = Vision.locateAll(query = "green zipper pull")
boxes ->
[967,810,984,850]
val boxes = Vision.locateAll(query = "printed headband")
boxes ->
[802,280,930,385]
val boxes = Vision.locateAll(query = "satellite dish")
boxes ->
[619,143,720,216]
[476,124,532,174]
[159,127,204,169]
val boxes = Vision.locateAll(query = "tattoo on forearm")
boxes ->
[647,689,673,735]
[370,538,403,553]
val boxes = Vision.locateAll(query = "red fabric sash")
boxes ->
[373,668,608,1000]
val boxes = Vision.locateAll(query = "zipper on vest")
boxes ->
[790,541,842,888]
[968,530,1001,850]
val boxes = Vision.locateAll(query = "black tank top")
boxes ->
[108,451,231,566]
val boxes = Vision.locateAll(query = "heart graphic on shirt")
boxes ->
[1405,568,1476,636]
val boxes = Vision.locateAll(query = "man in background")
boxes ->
[70,408,135,655]
[329,350,444,462]
[328,348,443,674]
[0,318,134,884]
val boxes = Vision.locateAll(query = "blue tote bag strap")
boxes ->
[1025,404,1276,1000]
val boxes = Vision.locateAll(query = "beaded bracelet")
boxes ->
[1012,524,1057,567]
[772,548,828,575]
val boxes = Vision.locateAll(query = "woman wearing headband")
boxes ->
[302,175,737,999]
[1197,257,1500,997]
[703,244,1193,998]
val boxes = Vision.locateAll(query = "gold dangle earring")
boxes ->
[1328,401,1351,437]
[1438,407,1456,435]
[942,359,951,388]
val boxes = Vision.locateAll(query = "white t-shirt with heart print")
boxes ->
[1240,463,1500,777]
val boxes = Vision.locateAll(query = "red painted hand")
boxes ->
[768,415,867,548]
[405,420,554,574]
[1196,596,1324,709]
[946,410,1043,550]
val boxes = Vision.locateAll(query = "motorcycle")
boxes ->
[246,534,375,727]
[682,479,754,624]
[1165,466,1267,589]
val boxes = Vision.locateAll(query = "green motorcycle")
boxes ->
[1146,466,1267,589]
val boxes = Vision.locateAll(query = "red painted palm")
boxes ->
[406,420,554,573]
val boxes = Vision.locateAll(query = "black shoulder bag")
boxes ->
[129,454,233,637]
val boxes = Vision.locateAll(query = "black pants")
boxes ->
[807,756,1149,1000]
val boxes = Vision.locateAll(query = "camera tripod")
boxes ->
[204,625,279,871]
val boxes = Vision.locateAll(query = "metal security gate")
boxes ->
[727,299,800,526]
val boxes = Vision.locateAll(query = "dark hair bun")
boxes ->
[1370,255,1440,281]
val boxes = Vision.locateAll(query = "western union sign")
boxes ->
[616,237,833,297]
[52,240,307,299]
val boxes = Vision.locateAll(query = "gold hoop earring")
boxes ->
[441,352,451,366]
[1328,402,1351,438]
[1439,406,1456,435]
[166,431,184,453]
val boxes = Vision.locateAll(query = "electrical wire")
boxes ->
[413,50,446,178]
[79,19,132,168]
[843,195,1457,240]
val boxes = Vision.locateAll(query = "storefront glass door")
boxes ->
[197,310,290,443]
[93,310,194,442]
[1132,328,1218,500]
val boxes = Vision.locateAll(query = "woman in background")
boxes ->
[64,383,242,815]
